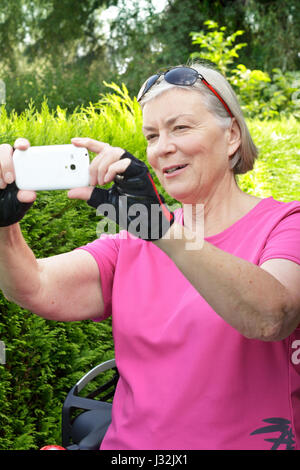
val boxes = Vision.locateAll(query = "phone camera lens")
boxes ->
[70,164,76,170]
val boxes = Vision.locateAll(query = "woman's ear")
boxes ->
[227,118,241,159]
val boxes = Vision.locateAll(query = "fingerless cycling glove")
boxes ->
[87,151,174,240]
[0,183,33,227]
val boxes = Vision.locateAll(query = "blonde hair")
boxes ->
[138,62,258,175]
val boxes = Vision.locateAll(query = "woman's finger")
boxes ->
[89,154,111,186]
[89,147,125,186]
[71,137,111,155]
[67,186,94,201]
[13,138,30,150]
[17,190,37,204]
[72,137,126,186]
[0,143,14,185]
[0,165,6,189]
[103,158,131,184]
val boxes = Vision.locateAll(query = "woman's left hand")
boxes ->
[68,137,131,200]
[68,137,174,240]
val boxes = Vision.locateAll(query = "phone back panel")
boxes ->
[13,145,90,190]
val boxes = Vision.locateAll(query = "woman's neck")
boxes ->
[182,178,260,238]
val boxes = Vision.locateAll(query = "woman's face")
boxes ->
[142,88,240,204]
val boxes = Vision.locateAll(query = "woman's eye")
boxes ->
[174,125,188,131]
[146,134,157,141]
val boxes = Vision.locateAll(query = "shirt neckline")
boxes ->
[175,197,274,243]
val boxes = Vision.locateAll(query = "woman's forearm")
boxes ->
[154,223,296,341]
[0,224,41,308]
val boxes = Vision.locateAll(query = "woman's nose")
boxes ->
[155,134,176,157]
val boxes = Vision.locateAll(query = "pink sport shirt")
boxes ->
[79,197,300,450]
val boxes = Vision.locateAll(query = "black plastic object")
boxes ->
[61,359,118,450]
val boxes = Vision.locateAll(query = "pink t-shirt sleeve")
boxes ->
[78,234,120,321]
[259,207,300,266]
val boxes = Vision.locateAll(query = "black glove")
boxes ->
[87,151,174,240]
[0,182,34,227]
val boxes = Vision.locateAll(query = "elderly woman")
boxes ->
[0,63,299,450]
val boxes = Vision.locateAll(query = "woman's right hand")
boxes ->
[0,138,36,202]
[0,138,36,204]
[0,138,36,227]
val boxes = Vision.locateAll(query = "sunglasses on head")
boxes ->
[137,66,233,118]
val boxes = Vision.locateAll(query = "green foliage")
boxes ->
[190,20,247,76]
[229,64,300,120]
[1,61,116,115]
[189,21,300,120]
[1,1,300,115]
[0,0,116,68]
[0,303,114,449]
[237,117,300,202]
[240,0,300,72]
[0,83,299,450]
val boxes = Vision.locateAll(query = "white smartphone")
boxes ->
[13,144,90,190]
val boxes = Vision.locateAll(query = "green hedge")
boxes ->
[0,84,299,449]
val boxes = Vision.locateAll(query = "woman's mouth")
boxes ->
[163,164,188,177]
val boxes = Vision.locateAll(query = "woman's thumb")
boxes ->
[67,186,94,201]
